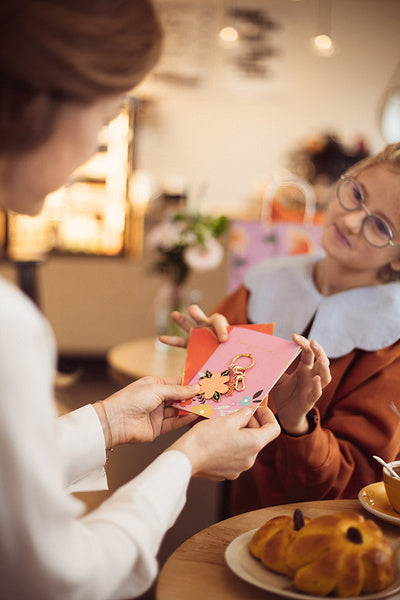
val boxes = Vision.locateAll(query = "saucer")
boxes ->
[359,481,400,525]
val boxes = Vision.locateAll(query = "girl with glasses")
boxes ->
[164,143,400,515]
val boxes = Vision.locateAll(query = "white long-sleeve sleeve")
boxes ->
[0,277,192,599]
[56,405,109,492]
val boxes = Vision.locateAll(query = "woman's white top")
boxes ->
[245,254,400,358]
[0,275,191,600]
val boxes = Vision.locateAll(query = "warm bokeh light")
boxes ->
[311,34,334,57]
[219,26,238,44]
[6,108,131,258]
[129,170,153,206]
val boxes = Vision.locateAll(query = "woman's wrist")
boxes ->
[93,401,114,450]
[169,430,202,476]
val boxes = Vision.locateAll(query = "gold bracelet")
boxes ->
[98,400,114,451]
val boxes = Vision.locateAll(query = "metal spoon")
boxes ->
[373,455,400,479]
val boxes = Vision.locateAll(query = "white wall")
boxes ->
[134,0,400,216]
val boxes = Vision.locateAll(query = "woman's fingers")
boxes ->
[249,407,281,445]
[134,375,181,386]
[256,406,280,429]
[163,407,197,424]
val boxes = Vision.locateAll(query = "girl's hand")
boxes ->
[93,377,200,449]
[159,304,230,348]
[272,334,331,436]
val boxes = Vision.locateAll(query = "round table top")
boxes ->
[156,498,400,600]
[106,336,187,383]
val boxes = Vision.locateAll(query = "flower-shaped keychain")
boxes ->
[197,353,255,402]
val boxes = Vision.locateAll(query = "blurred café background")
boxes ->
[0,0,399,592]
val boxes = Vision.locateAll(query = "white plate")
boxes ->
[225,528,400,600]
[358,482,400,526]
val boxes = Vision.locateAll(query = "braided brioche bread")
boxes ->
[250,510,395,597]
[249,509,311,578]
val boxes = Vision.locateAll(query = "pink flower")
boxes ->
[146,220,182,251]
[183,238,223,271]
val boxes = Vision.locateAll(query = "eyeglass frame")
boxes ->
[336,175,400,249]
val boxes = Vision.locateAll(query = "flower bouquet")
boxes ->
[147,211,228,336]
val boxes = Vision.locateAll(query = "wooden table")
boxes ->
[106,336,186,384]
[156,498,400,600]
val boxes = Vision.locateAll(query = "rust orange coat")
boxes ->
[214,286,400,514]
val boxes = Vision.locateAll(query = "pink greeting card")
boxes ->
[182,323,274,386]
[174,326,301,419]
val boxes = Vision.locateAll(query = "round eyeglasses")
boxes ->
[336,176,400,249]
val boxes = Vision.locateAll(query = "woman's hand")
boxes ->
[271,334,331,436]
[93,377,200,449]
[159,304,230,348]
[168,406,280,480]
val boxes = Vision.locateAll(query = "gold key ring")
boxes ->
[230,353,255,371]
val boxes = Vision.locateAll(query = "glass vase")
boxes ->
[154,279,187,338]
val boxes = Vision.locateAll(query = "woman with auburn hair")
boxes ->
[0,2,288,598]
[164,143,400,514]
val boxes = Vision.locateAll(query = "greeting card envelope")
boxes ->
[174,326,300,419]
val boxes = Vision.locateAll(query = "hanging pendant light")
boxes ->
[311,0,335,57]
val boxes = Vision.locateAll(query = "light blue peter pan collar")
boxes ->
[245,253,400,359]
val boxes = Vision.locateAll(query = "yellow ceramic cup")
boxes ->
[382,460,400,513]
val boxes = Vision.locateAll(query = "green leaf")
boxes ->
[205,370,212,378]
[213,391,220,401]
[253,389,264,399]
[221,369,231,377]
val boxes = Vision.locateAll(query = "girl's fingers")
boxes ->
[188,305,230,342]
[294,336,331,386]
[317,359,332,388]
[310,340,331,387]
[310,339,329,365]
[187,304,210,325]
[159,306,232,348]
[293,334,315,367]
[209,313,230,342]
[311,374,322,400]
[158,334,187,348]
[170,310,194,333]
